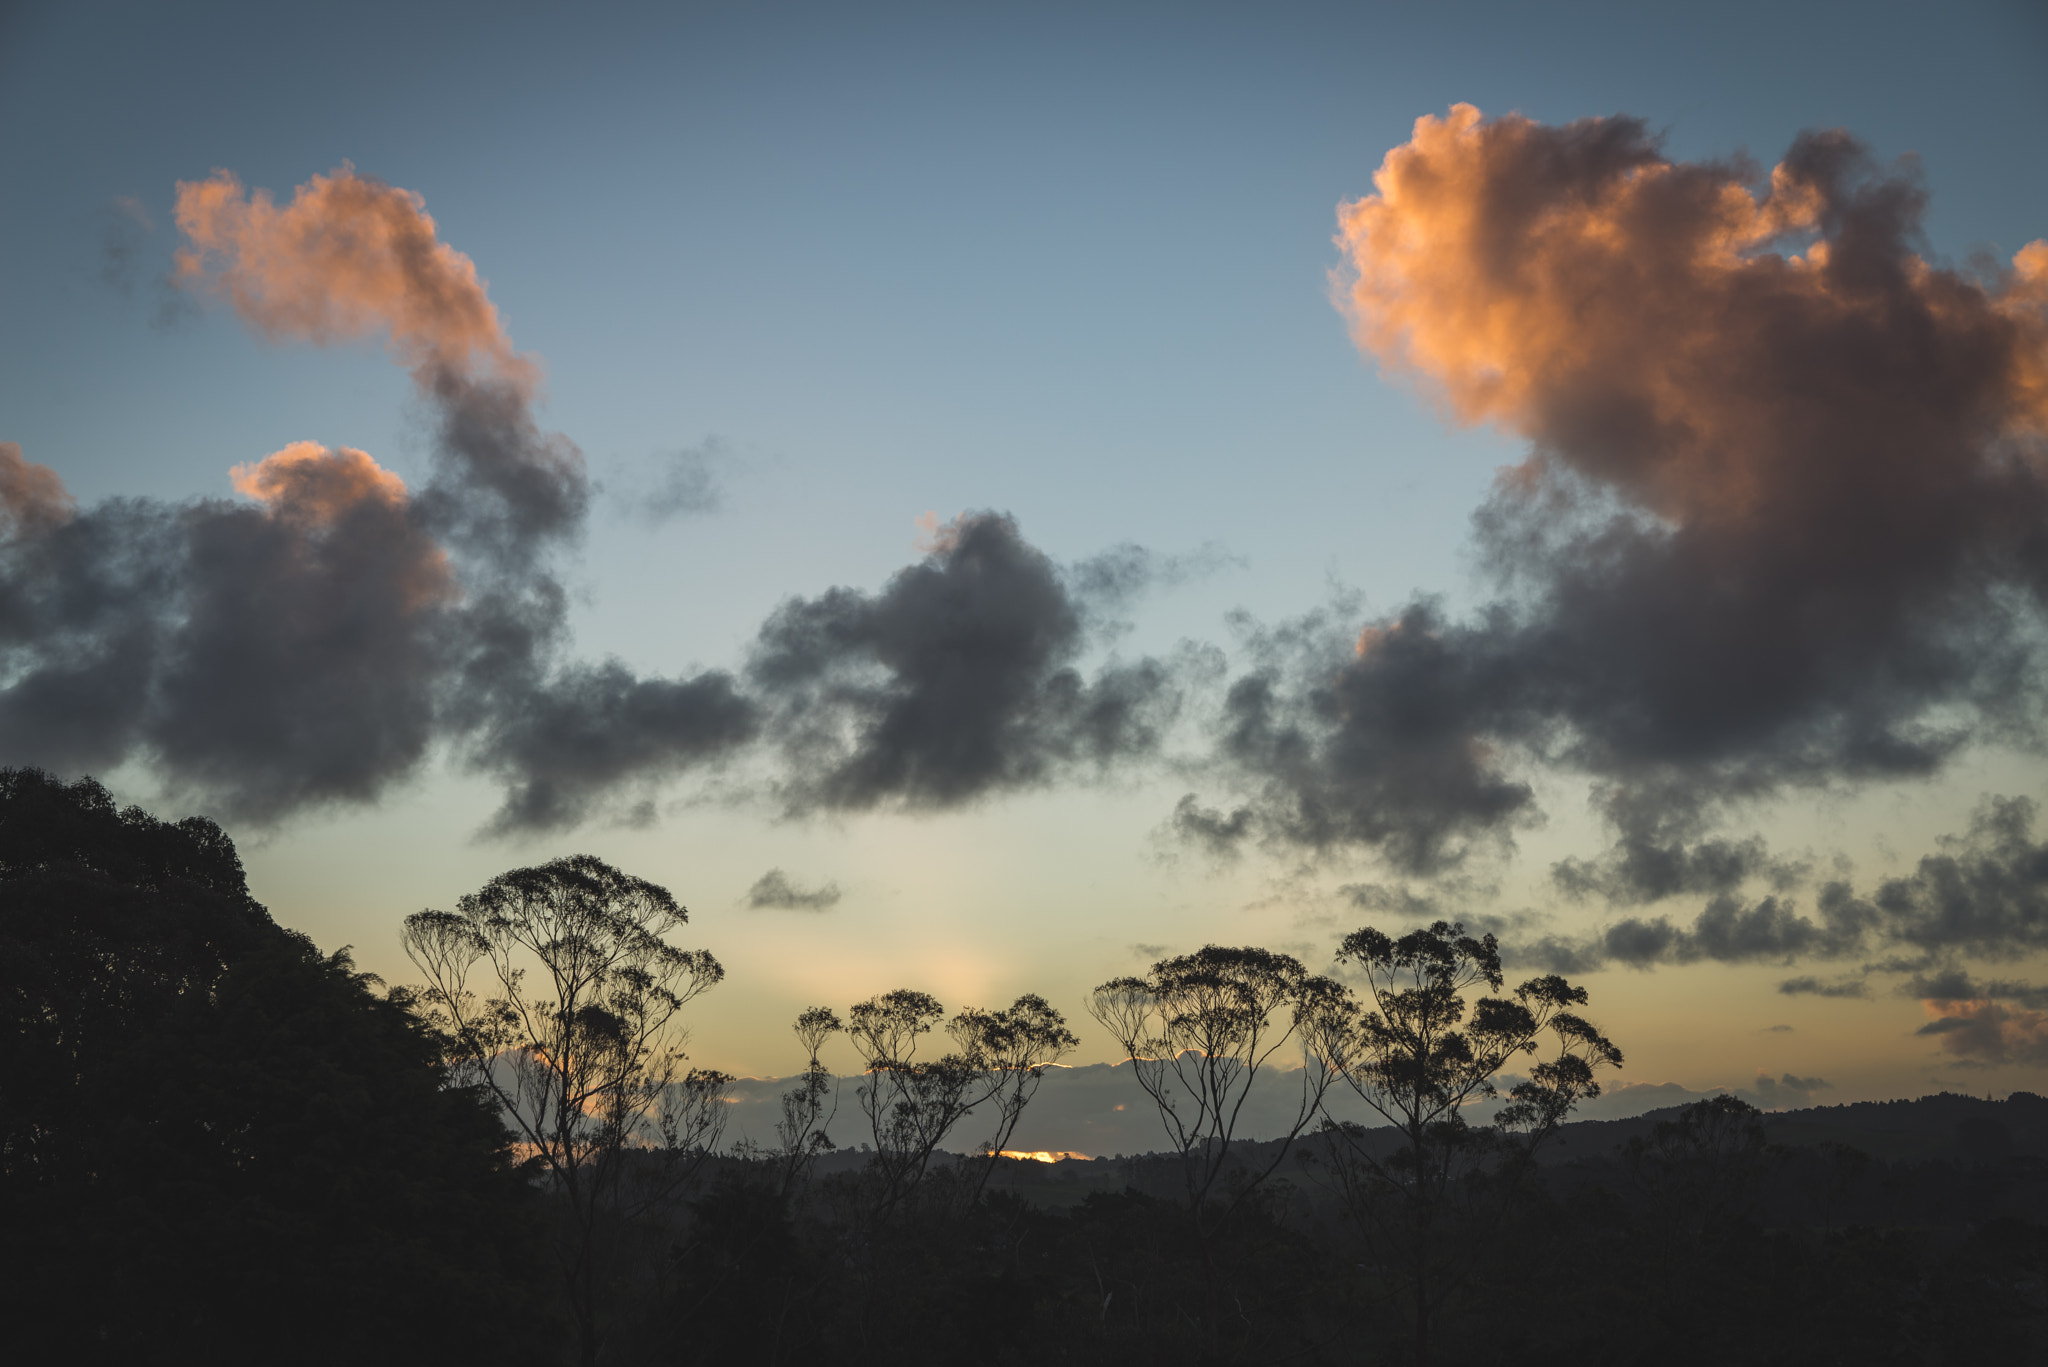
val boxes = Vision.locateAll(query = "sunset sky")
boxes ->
[5,0,2048,1125]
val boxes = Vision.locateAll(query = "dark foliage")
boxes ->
[612,1093,2048,1367]
[0,768,550,1365]
[7,770,2043,1364]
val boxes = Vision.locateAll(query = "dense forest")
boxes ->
[5,767,2044,1365]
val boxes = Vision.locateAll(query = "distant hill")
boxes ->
[1543,1089,2048,1166]
[715,1058,2028,1159]
[862,1090,2048,1220]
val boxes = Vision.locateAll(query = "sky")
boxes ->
[4,0,2048,1132]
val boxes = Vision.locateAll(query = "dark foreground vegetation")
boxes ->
[0,768,546,1364]
[6,768,2045,1365]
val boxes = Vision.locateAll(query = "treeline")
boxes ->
[5,769,2044,1365]
[0,769,546,1364]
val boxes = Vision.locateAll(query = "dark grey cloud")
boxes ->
[1338,881,1445,921]
[0,359,756,832]
[1199,599,1536,871]
[612,440,726,527]
[468,662,758,835]
[1778,976,1869,999]
[1587,892,1870,969]
[415,385,763,833]
[1904,968,2048,1011]
[0,443,450,818]
[1169,793,1254,857]
[1748,1072,1831,1110]
[1554,826,1810,905]
[1065,540,1242,623]
[746,868,842,911]
[4,392,1189,833]
[4,168,762,833]
[4,410,1194,834]
[1184,115,2048,875]
[1917,1001,2048,1068]
[1845,797,2048,963]
[1514,799,2048,991]
[746,512,1182,813]
[413,366,589,565]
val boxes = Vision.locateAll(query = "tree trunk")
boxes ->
[1412,1219,1431,1367]
[1412,1125,1431,1366]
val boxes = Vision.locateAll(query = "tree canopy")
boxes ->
[0,768,547,1365]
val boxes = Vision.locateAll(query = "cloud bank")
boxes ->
[4,168,755,828]
[1,167,1185,832]
[1501,797,2048,1063]
[9,115,2045,909]
[1189,105,2048,875]
[1516,796,2048,972]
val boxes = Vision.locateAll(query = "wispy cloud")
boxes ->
[746,868,843,911]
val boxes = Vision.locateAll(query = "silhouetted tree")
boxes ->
[665,1009,847,1367]
[0,768,542,1365]
[403,854,730,1367]
[844,988,1080,1217]
[1623,1092,1779,1237]
[1090,945,1342,1353]
[766,1005,845,1194]
[1302,920,1621,1366]
[847,988,972,1214]
[956,993,1082,1198]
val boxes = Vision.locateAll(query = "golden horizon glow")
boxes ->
[998,1149,1090,1163]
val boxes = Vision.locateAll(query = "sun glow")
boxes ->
[997,1149,1089,1163]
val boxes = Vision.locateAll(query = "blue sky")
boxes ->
[4,0,2047,1109]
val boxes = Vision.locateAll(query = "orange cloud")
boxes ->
[173,165,534,390]
[0,441,74,531]
[231,440,410,518]
[1333,104,2048,524]
[173,164,587,560]
[1198,110,2048,873]
[913,510,965,555]
[229,440,452,610]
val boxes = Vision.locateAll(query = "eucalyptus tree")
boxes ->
[767,1005,844,1195]
[845,988,1079,1215]
[401,854,729,1367]
[1090,944,1344,1351]
[955,992,1082,1198]
[1302,920,1622,1366]
[1091,946,1342,1217]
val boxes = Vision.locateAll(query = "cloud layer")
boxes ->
[3,169,753,827]
[1,168,1185,831]
[1504,797,2048,1064]
[1191,105,2048,874]
[10,119,2044,906]
[1519,796,2048,974]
